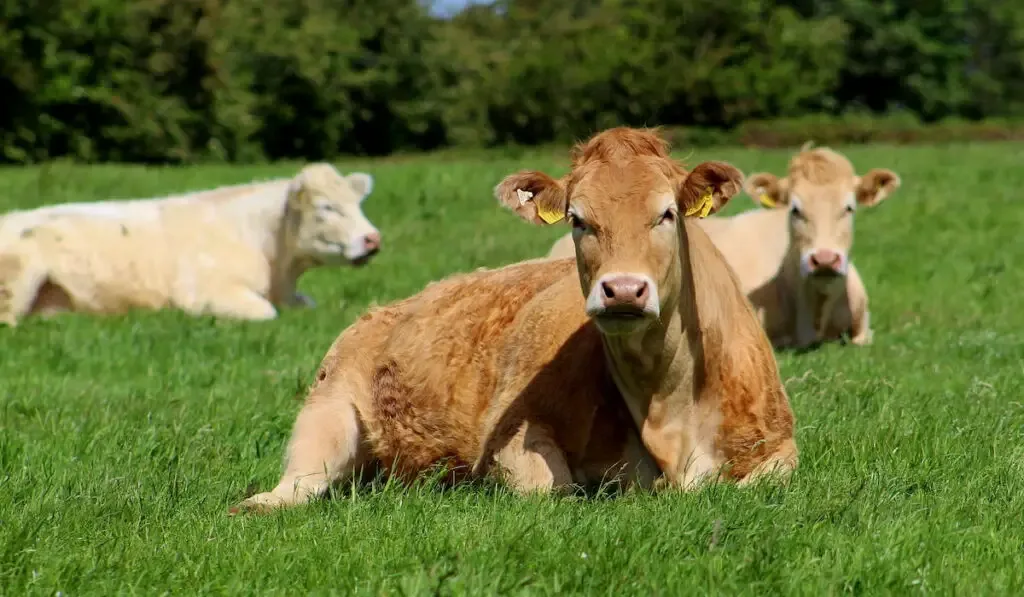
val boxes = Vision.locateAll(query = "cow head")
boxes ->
[288,163,381,267]
[745,146,899,284]
[495,127,743,336]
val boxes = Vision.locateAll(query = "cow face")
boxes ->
[495,128,743,336]
[746,148,899,284]
[289,164,381,267]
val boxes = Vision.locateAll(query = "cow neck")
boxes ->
[598,221,706,477]
[778,223,844,342]
[267,199,308,306]
[211,181,309,307]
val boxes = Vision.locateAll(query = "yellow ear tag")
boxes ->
[685,188,715,218]
[536,203,565,224]
[758,193,777,208]
[517,187,563,223]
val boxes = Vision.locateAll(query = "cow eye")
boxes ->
[658,208,675,225]
[844,204,855,214]
[790,204,805,220]
[569,213,585,230]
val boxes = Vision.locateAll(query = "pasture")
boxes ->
[1,142,1022,595]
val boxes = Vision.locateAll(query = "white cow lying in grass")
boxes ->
[0,163,381,325]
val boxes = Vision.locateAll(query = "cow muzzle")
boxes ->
[346,231,382,266]
[586,273,660,333]
[801,248,848,278]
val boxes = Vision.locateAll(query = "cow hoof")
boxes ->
[292,293,317,309]
[851,331,874,346]
[229,492,286,516]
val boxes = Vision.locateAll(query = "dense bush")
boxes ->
[1,0,1022,163]
[660,114,1024,149]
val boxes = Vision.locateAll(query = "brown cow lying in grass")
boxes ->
[548,144,900,350]
[233,127,797,514]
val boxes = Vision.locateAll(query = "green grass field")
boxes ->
[2,142,1023,595]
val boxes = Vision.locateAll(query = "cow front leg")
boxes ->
[849,309,874,346]
[815,294,841,341]
[491,421,573,493]
[845,268,873,346]
[231,387,372,515]
[191,287,278,321]
[0,254,47,327]
[737,438,799,487]
[792,306,818,349]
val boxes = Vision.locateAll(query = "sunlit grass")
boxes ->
[1,142,1022,594]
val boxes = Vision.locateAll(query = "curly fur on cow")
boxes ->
[233,127,797,515]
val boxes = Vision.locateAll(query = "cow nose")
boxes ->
[600,276,649,310]
[363,232,381,253]
[809,249,841,271]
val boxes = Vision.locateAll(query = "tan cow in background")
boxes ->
[233,127,796,514]
[548,144,900,349]
[708,145,900,349]
[0,163,381,325]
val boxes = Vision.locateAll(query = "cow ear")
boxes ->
[345,172,374,200]
[745,172,789,209]
[494,170,568,226]
[678,161,744,218]
[287,178,311,206]
[855,168,900,207]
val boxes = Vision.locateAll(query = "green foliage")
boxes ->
[661,113,1024,148]
[1,0,1023,163]
[1,144,1023,593]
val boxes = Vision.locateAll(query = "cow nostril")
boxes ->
[602,282,615,299]
[809,250,843,272]
[635,282,648,299]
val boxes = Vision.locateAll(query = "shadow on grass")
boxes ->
[236,459,650,514]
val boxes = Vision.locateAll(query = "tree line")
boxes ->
[1,0,1022,163]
